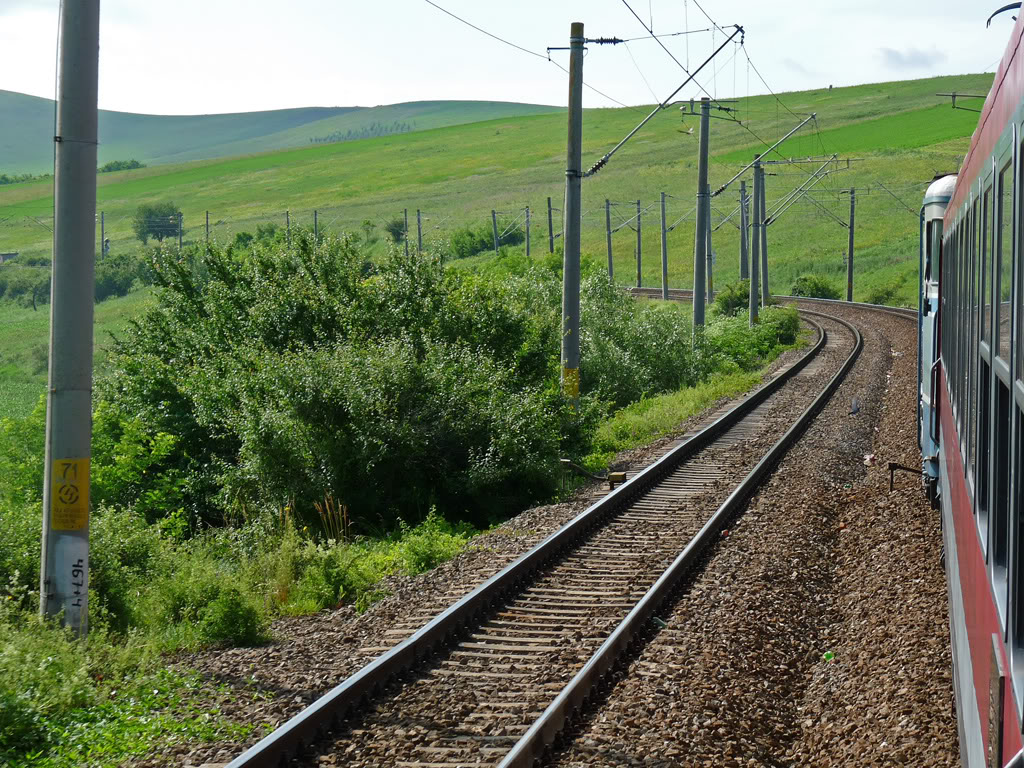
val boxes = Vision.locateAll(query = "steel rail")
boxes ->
[498,309,861,767]
[628,286,918,320]
[224,314,833,768]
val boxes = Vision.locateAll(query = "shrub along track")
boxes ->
[215,310,858,768]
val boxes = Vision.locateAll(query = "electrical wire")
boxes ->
[420,0,638,110]
[623,41,660,103]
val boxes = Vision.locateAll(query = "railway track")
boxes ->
[226,308,862,768]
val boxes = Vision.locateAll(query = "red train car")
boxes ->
[922,10,1024,766]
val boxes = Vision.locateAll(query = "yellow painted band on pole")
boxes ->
[51,458,89,531]
[562,367,580,398]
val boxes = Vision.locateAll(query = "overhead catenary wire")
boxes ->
[420,0,639,111]
[583,23,742,177]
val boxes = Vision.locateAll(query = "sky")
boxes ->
[0,0,1010,115]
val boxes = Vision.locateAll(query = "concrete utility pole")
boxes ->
[693,97,710,329]
[547,196,555,253]
[749,159,761,326]
[404,208,409,257]
[705,185,713,300]
[636,199,642,288]
[417,209,423,253]
[492,210,500,256]
[847,188,855,301]
[525,207,530,257]
[560,21,584,400]
[739,181,749,280]
[605,199,613,280]
[40,0,100,636]
[660,192,669,300]
[759,162,769,307]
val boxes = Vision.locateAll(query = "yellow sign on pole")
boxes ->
[51,458,89,531]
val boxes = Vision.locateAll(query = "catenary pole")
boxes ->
[660,191,669,300]
[560,21,584,400]
[705,184,713,300]
[40,0,100,636]
[759,161,770,307]
[749,157,761,326]
[636,199,642,288]
[606,199,613,280]
[692,97,710,329]
[739,181,749,280]
[847,188,855,301]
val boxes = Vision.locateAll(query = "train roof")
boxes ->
[925,175,957,207]
[946,13,1024,218]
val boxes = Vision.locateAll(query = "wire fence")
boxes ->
[0,177,931,295]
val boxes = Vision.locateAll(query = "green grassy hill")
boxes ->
[0,73,993,419]
[0,89,563,174]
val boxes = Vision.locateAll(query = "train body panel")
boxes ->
[921,11,1024,767]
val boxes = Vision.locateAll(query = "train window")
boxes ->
[977,358,991,546]
[992,380,1011,621]
[983,189,993,345]
[998,163,1013,362]
[1012,409,1024,674]
[970,201,983,477]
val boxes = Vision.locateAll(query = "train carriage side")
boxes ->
[931,13,1024,765]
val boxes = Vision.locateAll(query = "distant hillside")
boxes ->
[0,90,563,174]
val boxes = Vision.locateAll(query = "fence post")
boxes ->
[492,210,499,256]
[547,196,554,253]
[417,209,423,253]
[205,210,210,244]
[286,210,290,246]
[525,207,531,257]
[314,209,318,242]
[404,208,409,256]
[178,212,183,249]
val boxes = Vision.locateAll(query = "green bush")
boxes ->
[713,279,751,316]
[448,222,524,259]
[144,548,268,648]
[95,250,153,302]
[791,273,841,300]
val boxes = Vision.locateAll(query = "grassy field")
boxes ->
[0,289,152,420]
[0,73,993,421]
[0,88,563,174]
